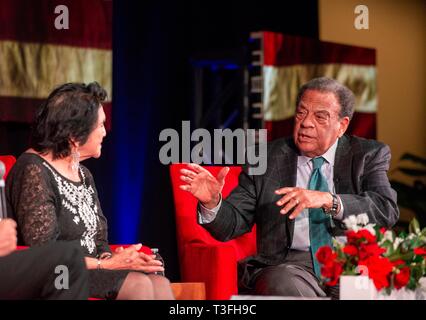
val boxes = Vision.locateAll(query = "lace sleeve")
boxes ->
[14,163,59,246]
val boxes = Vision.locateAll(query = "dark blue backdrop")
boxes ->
[88,1,188,280]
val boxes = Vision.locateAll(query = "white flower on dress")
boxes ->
[43,163,99,254]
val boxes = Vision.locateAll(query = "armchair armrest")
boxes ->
[108,244,152,255]
[17,245,153,255]
[180,242,239,300]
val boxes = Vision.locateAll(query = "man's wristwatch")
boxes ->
[324,192,339,217]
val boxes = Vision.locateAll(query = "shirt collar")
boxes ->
[297,138,339,168]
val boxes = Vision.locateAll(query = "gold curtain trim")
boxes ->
[0,40,112,100]
[263,64,377,121]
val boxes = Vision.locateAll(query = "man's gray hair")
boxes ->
[295,77,355,120]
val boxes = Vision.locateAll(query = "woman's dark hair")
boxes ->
[31,82,107,159]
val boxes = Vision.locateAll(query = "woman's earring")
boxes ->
[71,149,80,173]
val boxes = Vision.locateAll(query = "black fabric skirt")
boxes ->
[88,269,142,300]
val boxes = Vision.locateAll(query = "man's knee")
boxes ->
[254,264,320,297]
[32,241,88,299]
[48,242,88,290]
[49,241,85,270]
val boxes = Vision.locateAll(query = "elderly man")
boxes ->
[180,77,399,298]
[0,218,89,299]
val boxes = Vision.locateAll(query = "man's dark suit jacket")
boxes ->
[199,135,399,289]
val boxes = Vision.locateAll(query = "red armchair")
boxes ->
[169,164,257,300]
[0,155,16,180]
[109,244,152,255]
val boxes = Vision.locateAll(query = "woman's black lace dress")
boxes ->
[6,153,132,299]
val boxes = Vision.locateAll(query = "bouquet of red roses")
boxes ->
[316,214,426,294]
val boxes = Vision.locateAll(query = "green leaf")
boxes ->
[413,255,424,263]
[399,231,408,238]
[409,218,421,234]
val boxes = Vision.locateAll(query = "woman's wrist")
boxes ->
[95,252,113,270]
[99,252,112,260]
[98,257,115,270]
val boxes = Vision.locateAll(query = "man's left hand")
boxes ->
[274,187,332,219]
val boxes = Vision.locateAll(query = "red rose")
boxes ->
[346,229,376,245]
[357,229,377,244]
[379,227,387,235]
[315,246,336,264]
[346,230,360,244]
[394,267,411,289]
[321,261,343,286]
[343,244,358,256]
[358,243,386,260]
[414,247,426,256]
[359,256,393,290]
[391,259,406,267]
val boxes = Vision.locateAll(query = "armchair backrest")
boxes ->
[169,164,257,266]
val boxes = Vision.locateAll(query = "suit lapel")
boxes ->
[276,139,298,246]
[276,138,298,187]
[333,135,353,194]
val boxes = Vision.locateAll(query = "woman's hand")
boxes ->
[0,219,17,257]
[101,244,164,273]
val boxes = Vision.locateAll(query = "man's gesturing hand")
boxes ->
[179,163,229,209]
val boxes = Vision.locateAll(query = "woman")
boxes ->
[6,82,174,300]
